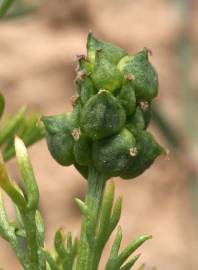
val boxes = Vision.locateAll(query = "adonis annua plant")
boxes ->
[0,34,165,270]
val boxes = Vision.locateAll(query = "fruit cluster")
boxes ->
[43,33,164,180]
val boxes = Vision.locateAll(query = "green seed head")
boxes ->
[43,34,164,180]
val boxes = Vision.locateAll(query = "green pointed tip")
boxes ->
[161,146,169,156]
[87,32,98,64]
[142,47,149,59]
[87,31,96,46]
[109,196,123,232]
[42,115,58,134]
[154,141,167,159]
[75,198,88,216]
[42,115,51,132]
[42,113,71,134]
[117,234,152,267]
[87,32,127,67]
[142,234,152,240]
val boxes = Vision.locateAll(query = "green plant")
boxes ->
[0,0,15,17]
[0,92,45,161]
[0,34,164,270]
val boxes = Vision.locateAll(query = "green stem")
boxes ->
[10,238,30,270]
[76,166,106,270]
[22,210,39,270]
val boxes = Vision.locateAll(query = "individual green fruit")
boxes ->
[76,76,96,105]
[43,112,77,166]
[91,50,122,92]
[117,48,158,101]
[120,131,164,179]
[87,32,127,65]
[74,133,92,165]
[45,132,74,166]
[115,79,136,116]
[92,129,136,177]
[126,107,145,137]
[81,90,126,140]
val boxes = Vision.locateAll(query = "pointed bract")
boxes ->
[87,33,127,65]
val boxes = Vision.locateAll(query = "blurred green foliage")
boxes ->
[0,92,45,161]
[0,0,40,19]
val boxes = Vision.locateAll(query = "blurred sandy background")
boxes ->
[0,0,198,269]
